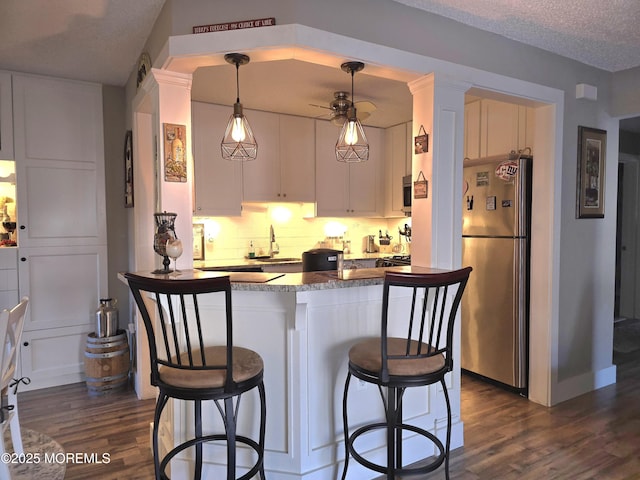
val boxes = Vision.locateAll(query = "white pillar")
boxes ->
[409,73,470,269]
[130,68,193,399]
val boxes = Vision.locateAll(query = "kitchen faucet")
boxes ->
[269,224,279,257]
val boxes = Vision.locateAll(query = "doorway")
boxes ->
[616,120,640,322]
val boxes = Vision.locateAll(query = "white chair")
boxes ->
[0,297,29,479]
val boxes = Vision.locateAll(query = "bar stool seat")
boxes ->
[159,346,263,389]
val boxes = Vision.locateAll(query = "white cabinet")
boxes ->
[465,98,533,159]
[278,115,315,202]
[241,109,280,202]
[13,74,107,248]
[315,120,383,217]
[192,105,315,212]
[0,248,18,310]
[242,113,315,202]
[12,73,107,390]
[192,102,242,216]
[464,100,481,159]
[0,72,13,160]
[384,122,412,217]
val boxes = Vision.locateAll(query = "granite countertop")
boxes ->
[119,266,447,293]
[193,252,392,270]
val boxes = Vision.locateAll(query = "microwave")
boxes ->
[402,175,412,215]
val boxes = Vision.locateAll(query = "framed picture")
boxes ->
[163,123,187,182]
[124,130,134,207]
[576,126,606,218]
[414,125,429,154]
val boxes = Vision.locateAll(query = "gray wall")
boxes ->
[102,85,130,328]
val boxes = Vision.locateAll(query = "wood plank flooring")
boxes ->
[16,348,640,479]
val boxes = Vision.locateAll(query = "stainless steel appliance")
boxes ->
[402,175,412,215]
[461,154,532,394]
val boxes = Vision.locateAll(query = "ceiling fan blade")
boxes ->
[309,103,331,110]
[355,100,376,113]
[358,111,371,121]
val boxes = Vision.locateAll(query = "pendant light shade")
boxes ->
[221,53,257,161]
[335,61,369,163]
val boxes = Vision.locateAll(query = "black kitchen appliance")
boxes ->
[402,174,412,215]
[302,248,342,272]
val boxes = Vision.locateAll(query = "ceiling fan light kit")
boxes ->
[336,61,369,163]
[221,52,258,161]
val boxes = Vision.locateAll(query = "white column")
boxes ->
[130,68,193,399]
[409,73,470,269]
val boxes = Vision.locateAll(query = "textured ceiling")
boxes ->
[0,0,166,86]
[0,0,639,89]
[392,0,640,72]
[0,0,639,130]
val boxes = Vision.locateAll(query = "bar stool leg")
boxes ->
[194,400,203,480]
[441,378,452,480]
[224,396,236,480]
[153,393,170,480]
[386,387,395,479]
[341,372,352,480]
[258,381,267,480]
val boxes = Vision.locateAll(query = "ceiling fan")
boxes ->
[310,91,376,126]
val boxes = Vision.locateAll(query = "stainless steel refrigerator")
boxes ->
[461,154,532,393]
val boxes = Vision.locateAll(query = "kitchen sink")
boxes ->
[258,257,301,263]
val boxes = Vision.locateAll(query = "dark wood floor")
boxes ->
[17,347,640,479]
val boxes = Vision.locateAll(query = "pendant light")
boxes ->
[335,61,369,163]
[221,53,257,161]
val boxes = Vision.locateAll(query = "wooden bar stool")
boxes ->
[341,267,471,480]
[125,273,266,480]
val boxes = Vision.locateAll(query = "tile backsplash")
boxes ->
[194,203,411,261]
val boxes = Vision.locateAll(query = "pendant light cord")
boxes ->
[351,68,355,104]
[235,61,241,103]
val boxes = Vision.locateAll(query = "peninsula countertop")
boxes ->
[192,252,395,270]
[119,265,448,293]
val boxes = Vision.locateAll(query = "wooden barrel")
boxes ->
[84,330,130,394]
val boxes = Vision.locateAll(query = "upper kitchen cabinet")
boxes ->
[465,98,532,159]
[192,102,242,216]
[277,115,315,202]
[13,73,107,248]
[464,100,481,160]
[384,121,412,217]
[240,109,279,202]
[242,113,315,203]
[0,72,14,160]
[315,120,383,217]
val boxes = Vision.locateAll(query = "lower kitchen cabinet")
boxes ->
[20,325,94,390]
[17,245,107,390]
[0,248,18,310]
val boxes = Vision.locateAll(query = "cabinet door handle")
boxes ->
[20,257,26,262]
[20,225,25,230]
[23,342,29,347]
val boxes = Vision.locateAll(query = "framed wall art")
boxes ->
[124,130,134,207]
[163,123,187,182]
[576,126,606,218]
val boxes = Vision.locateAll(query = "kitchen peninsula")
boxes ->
[121,266,460,480]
